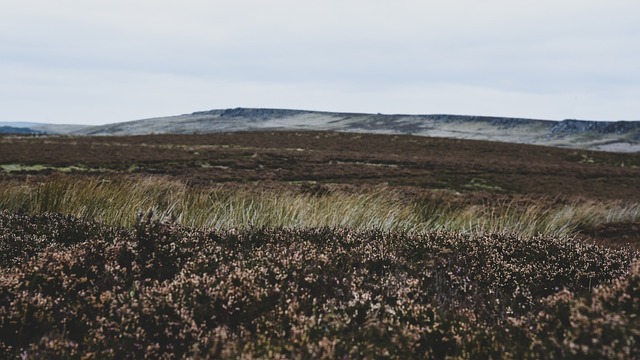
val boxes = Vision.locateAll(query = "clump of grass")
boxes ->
[417,200,640,238]
[0,178,419,230]
[0,176,639,238]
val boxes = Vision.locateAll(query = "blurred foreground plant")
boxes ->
[0,211,637,358]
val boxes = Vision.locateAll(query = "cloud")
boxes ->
[1,0,639,123]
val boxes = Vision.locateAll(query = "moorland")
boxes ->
[0,131,639,358]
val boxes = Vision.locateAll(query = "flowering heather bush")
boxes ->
[0,211,638,358]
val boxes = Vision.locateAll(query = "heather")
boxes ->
[1,211,638,358]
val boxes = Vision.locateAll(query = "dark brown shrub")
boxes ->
[0,212,637,358]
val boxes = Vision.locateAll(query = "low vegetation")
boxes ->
[0,132,638,358]
[0,212,638,358]
[0,177,639,239]
[2,132,639,200]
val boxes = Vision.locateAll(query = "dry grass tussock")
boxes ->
[0,176,638,238]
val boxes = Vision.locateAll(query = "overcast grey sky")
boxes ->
[1,0,639,125]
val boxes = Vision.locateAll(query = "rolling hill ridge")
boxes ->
[4,108,640,152]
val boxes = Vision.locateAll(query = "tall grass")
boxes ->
[1,176,639,237]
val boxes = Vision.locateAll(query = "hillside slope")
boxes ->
[0,126,43,135]
[73,108,640,152]
[0,122,90,134]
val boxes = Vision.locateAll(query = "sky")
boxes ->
[1,0,639,125]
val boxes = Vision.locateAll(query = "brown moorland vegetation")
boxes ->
[1,132,639,200]
[1,212,638,358]
[0,131,639,358]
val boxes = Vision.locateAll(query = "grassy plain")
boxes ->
[1,177,639,241]
[0,132,639,358]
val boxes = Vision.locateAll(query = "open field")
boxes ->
[1,132,639,358]
[2,131,639,244]
[1,132,639,199]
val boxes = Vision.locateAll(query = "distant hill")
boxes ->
[0,122,90,135]
[0,126,44,135]
[73,108,640,153]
